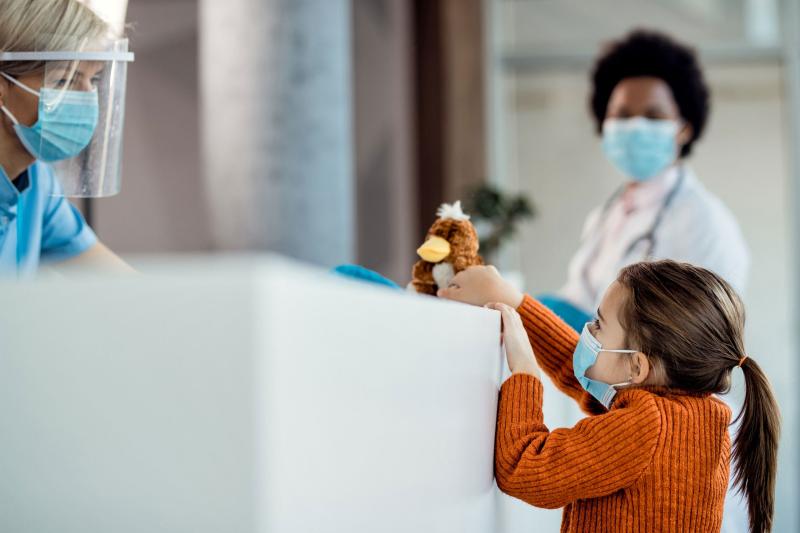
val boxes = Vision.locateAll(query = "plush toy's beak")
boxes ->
[417,236,451,263]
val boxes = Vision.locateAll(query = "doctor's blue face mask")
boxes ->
[0,71,99,163]
[573,323,636,408]
[601,117,679,182]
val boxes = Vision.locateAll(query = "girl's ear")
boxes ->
[630,352,650,384]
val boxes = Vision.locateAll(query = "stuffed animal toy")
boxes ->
[410,201,483,295]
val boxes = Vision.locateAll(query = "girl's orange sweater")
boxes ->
[495,295,732,532]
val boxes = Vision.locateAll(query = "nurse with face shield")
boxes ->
[0,0,134,276]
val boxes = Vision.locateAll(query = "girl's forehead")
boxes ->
[599,281,625,321]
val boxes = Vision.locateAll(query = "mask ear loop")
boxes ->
[0,71,40,127]
[0,71,40,97]
[600,348,638,389]
[0,104,19,125]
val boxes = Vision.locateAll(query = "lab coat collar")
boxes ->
[622,164,685,212]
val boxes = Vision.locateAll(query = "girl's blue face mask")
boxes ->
[573,323,636,408]
[0,72,99,163]
[601,117,679,182]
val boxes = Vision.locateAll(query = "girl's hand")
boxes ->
[438,265,524,308]
[487,302,541,378]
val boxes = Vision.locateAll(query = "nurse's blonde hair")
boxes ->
[0,0,110,76]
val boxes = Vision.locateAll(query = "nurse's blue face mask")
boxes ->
[0,71,99,163]
[601,117,679,182]
[573,323,636,408]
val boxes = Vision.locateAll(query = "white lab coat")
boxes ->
[560,165,749,312]
[559,164,751,533]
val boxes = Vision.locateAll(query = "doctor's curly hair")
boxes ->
[590,29,710,158]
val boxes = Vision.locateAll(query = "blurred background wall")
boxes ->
[89,0,489,282]
[92,0,211,253]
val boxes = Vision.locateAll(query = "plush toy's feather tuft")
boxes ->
[436,200,470,221]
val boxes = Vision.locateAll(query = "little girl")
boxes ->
[439,260,779,533]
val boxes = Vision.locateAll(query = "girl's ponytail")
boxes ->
[616,261,781,532]
[732,357,780,533]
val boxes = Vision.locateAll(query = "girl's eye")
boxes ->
[592,318,601,330]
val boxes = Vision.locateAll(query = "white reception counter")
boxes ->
[0,256,517,533]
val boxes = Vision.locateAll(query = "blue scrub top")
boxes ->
[0,161,97,276]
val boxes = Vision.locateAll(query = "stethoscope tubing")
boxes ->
[580,166,687,302]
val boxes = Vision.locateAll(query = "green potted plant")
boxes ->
[466,184,535,264]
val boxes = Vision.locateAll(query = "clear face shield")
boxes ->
[0,38,134,197]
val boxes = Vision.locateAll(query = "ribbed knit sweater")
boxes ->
[495,295,732,532]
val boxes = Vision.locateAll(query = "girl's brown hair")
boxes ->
[617,260,780,533]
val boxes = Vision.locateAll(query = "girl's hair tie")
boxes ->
[737,355,748,368]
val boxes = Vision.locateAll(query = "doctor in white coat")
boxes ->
[546,30,749,328]
[542,30,750,533]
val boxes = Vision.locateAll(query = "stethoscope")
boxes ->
[580,165,687,302]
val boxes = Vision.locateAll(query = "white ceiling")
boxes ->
[496,0,780,54]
